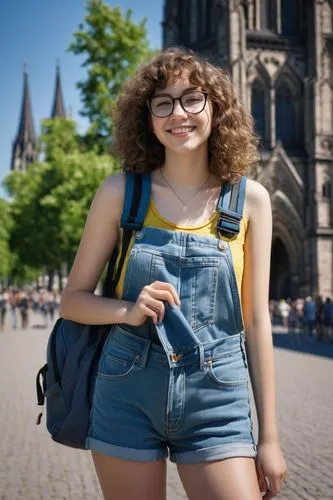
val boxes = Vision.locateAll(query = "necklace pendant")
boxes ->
[182,204,188,213]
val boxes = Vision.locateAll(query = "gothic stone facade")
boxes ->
[163,0,333,299]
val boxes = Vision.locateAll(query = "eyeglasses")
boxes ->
[147,90,208,118]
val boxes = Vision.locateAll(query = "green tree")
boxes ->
[40,117,81,160]
[4,118,116,281]
[0,198,12,279]
[68,0,156,152]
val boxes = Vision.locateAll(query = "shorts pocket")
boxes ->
[207,349,248,387]
[98,345,138,380]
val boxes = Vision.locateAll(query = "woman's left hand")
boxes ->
[255,440,287,499]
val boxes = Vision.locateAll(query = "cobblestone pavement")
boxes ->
[0,315,332,499]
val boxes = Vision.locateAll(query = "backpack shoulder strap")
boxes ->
[121,172,151,231]
[216,176,247,239]
[103,172,151,298]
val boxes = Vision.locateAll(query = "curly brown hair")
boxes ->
[112,48,259,183]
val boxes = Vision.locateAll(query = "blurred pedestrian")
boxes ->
[303,296,316,339]
[38,289,49,328]
[8,289,18,329]
[0,288,8,332]
[278,298,290,328]
[323,297,333,342]
[288,302,300,343]
[315,295,325,342]
[18,291,29,329]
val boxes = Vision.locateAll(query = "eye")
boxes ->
[183,92,205,105]
[155,100,171,107]
[185,97,201,104]
[152,96,172,107]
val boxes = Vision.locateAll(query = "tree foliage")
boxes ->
[4,118,116,276]
[68,0,156,152]
[40,117,81,160]
[0,198,12,279]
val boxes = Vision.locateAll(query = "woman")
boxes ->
[60,49,287,500]
[0,288,8,332]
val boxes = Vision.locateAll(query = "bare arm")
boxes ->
[241,179,278,444]
[60,173,132,325]
[60,173,180,327]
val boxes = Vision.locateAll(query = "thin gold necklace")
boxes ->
[159,168,210,211]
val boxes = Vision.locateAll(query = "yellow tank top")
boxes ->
[115,199,248,298]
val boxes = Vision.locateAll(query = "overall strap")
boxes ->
[216,176,247,239]
[103,172,151,298]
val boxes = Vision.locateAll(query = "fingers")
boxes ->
[150,281,180,306]
[137,302,162,325]
[263,490,275,500]
[138,294,165,322]
[261,472,287,499]
[137,282,180,324]
[147,287,179,307]
[255,460,269,493]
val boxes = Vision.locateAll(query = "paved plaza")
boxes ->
[0,314,333,499]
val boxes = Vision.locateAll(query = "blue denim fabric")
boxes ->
[87,227,257,463]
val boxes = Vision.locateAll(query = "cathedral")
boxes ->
[11,64,66,172]
[163,0,333,300]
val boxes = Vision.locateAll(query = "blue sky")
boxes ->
[0,0,163,198]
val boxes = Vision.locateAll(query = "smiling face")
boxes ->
[149,72,213,156]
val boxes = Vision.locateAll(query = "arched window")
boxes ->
[275,82,297,148]
[252,79,268,148]
[281,0,298,36]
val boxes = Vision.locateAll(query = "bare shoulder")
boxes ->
[61,172,126,295]
[98,171,125,202]
[244,178,271,219]
[93,171,125,222]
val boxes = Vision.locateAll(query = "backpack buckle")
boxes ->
[120,217,143,231]
[217,210,241,238]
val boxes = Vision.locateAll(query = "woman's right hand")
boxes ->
[124,281,181,326]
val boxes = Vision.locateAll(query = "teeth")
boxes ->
[170,127,194,134]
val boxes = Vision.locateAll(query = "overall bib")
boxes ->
[87,224,257,464]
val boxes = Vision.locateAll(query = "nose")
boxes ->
[171,98,188,118]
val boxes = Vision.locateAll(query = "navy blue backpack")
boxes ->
[35,173,151,449]
[35,172,246,449]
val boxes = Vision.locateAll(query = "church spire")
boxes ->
[51,63,66,118]
[17,65,36,145]
[11,65,38,171]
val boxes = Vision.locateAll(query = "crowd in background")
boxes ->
[270,296,333,343]
[0,287,61,332]
[1,287,333,343]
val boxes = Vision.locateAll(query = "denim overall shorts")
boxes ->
[86,226,257,464]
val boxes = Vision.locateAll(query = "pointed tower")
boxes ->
[11,66,38,171]
[163,0,333,299]
[51,63,66,118]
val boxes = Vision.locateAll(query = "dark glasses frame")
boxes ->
[147,91,208,118]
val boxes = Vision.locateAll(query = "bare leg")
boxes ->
[177,457,262,500]
[91,452,167,500]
